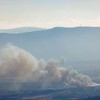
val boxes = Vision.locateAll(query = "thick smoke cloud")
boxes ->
[0,44,38,81]
[0,44,97,89]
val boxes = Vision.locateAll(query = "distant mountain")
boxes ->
[0,27,44,34]
[0,26,100,62]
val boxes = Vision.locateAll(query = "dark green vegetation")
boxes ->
[0,82,100,100]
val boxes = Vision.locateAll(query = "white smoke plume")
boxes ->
[0,44,97,89]
[0,43,38,82]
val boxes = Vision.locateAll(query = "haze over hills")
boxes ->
[0,27,100,73]
[0,26,100,62]
[0,26,100,84]
[0,27,44,34]
[0,0,100,99]
[0,26,100,99]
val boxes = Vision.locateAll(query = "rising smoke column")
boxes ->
[0,44,97,88]
[37,59,96,88]
[0,44,38,81]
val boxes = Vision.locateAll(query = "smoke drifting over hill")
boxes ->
[0,44,97,88]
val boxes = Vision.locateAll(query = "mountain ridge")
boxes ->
[0,26,100,62]
[0,27,45,34]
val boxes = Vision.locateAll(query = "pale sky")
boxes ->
[0,0,100,29]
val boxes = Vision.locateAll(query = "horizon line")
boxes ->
[0,25,100,30]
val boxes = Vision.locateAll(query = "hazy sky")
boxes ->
[0,0,100,29]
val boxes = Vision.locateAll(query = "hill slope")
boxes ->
[0,27,100,62]
[0,27,44,34]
